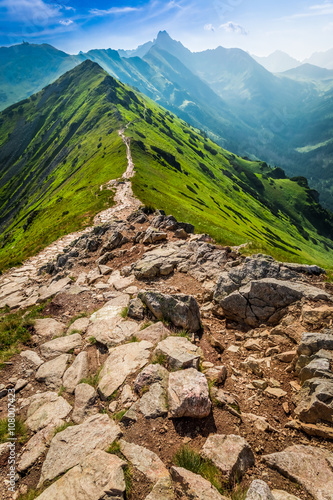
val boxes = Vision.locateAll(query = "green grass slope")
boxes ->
[0,60,332,271]
[0,61,128,268]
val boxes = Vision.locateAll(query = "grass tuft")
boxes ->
[0,417,29,444]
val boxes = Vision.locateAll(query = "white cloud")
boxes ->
[59,19,73,26]
[89,7,140,17]
[204,23,215,32]
[220,21,248,35]
[282,2,333,20]
[0,0,60,20]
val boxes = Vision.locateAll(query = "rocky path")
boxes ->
[0,124,140,291]
[1,208,333,499]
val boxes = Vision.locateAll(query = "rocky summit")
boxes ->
[0,200,333,500]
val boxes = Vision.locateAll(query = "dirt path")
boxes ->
[1,125,140,282]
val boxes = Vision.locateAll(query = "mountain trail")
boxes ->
[0,125,140,282]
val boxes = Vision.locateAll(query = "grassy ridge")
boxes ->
[0,61,332,270]
[0,62,128,269]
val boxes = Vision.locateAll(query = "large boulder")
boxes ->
[34,318,66,338]
[18,421,63,472]
[214,256,324,302]
[154,336,201,370]
[201,434,255,479]
[297,330,333,356]
[294,377,333,424]
[36,450,126,500]
[98,341,153,399]
[168,368,211,418]
[263,445,333,500]
[138,291,201,331]
[220,279,331,327]
[38,414,122,485]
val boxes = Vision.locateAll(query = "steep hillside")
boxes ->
[0,61,332,271]
[0,43,82,110]
[0,61,128,268]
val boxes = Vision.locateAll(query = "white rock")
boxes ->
[63,352,89,393]
[119,439,169,482]
[25,392,72,432]
[34,318,66,338]
[168,368,211,418]
[35,354,71,389]
[72,383,98,424]
[40,334,82,359]
[38,414,122,486]
[98,341,153,399]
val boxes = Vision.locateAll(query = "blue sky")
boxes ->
[0,0,332,59]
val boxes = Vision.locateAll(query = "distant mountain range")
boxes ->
[1,61,332,271]
[1,32,333,211]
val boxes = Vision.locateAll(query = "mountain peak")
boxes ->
[156,30,172,40]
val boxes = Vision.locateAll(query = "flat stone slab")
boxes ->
[18,421,64,472]
[63,351,89,393]
[87,319,140,347]
[202,434,255,479]
[25,392,72,432]
[263,445,333,500]
[90,294,130,322]
[168,368,211,418]
[154,336,201,370]
[119,439,169,482]
[38,414,122,486]
[34,318,66,338]
[144,478,174,500]
[40,333,82,359]
[38,277,72,301]
[36,450,126,500]
[98,340,153,399]
[171,466,228,500]
[35,354,71,390]
[67,317,90,334]
[138,322,170,344]
[72,383,98,424]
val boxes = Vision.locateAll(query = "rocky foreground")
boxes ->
[1,208,333,499]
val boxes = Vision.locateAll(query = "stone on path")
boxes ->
[35,354,71,390]
[18,421,63,472]
[119,439,169,482]
[263,445,333,500]
[154,336,201,370]
[34,318,66,338]
[62,351,88,393]
[20,350,44,367]
[72,383,98,424]
[40,333,82,359]
[144,478,174,500]
[220,279,332,327]
[86,319,140,348]
[90,294,130,322]
[168,368,211,418]
[138,291,201,331]
[38,414,122,485]
[245,480,274,499]
[170,466,228,500]
[134,364,169,393]
[297,331,333,356]
[294,377,333,424]
[139,383,168,419]
[67,317,90,334]
[202,434,255,479]
[98,340,153,399]
[38,277,72,301]
[25,392,72,432]
[272,491,301,500]
[137,322,170,344]
[36,450,126,500]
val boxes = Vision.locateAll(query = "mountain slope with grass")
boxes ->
[0,42,82,111]
[0,60,333,271]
